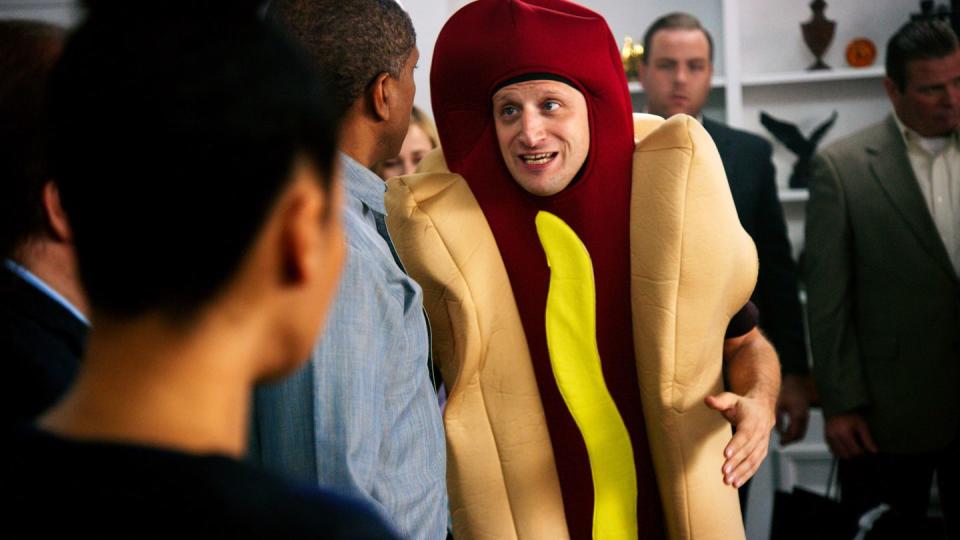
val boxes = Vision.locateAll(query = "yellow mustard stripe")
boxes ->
[535,211,638,540]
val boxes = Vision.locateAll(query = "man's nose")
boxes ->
[402,158,417,176]
[674,66,688,85]
[520,113,545,146]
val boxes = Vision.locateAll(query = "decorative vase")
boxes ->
[621,36,644,80]
[801,0,836,70]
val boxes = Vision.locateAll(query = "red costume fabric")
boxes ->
[431,1,664,536]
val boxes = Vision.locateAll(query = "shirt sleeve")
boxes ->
[724,300,758,339]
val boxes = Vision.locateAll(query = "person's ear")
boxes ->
[370,72,393,123]
[278,176,325,287]
[883,76,901,106]
[42,181,73,243]
[637,60,648,86]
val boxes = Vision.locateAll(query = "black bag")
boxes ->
[769,459,860,540]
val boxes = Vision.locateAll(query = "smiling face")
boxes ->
[492,79,590,197]
[638,28,713,118]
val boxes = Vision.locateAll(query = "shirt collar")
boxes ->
[340,152,387,216]
[4,258,89,326]
[893,112,960,152]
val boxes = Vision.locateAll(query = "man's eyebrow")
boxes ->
[916,81,948,91]
[539,90,569,99]
[492,91,518,103]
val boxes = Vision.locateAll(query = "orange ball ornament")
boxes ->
[846,38,876,67]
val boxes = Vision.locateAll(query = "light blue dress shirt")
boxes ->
[3,258,88,326]
[252,154,447,540]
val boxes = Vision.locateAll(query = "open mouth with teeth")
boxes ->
[520,152,558,166]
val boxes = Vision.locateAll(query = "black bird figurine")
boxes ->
[760,110,837,189]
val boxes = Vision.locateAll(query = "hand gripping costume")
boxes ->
[385,1,757,538]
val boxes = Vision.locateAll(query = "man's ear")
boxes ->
[42,181,72,243]
[369,72,393,123]
[882,76,901,106]
[278,176,325,287]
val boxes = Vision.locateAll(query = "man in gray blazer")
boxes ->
[804,19,960,534]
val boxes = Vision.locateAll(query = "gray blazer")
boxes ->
[804,114,960,454]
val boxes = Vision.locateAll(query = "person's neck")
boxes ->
[338,109,393,169]
[40,309,265,458]
[13,239,88,318]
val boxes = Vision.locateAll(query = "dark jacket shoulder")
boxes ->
[703,116,773,157]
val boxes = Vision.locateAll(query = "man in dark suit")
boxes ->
[638,13,811,451]
[0,20,88,429]
[804,20,960,534]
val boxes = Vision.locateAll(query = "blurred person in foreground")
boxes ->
[0,20,89,429]
[804,19,960,536]
[6,2,396,537]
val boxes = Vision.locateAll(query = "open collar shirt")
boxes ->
[895,114,960,276]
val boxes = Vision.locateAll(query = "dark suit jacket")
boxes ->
[804,115,960,453]
[1,265,87,428]
[703,117,808,375]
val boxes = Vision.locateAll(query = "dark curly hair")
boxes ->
[268,0,416,114]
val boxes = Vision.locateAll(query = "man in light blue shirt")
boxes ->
[251,2,447,539]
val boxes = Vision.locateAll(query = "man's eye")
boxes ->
[502,105,519,117]
[543,101,560,112]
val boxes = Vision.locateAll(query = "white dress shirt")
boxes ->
[895,114,960,276]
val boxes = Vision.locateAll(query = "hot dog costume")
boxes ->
[385,1,756,538]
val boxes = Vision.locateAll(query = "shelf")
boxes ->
[742,66,885,87]
[628,75,726,94]
[779,188,809,202]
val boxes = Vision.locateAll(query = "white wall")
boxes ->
[0,0,79,25]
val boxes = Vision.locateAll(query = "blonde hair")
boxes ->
[410,105,440,148]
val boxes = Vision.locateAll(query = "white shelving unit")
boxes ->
[742,65,885,86]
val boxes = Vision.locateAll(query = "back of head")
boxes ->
[48,0,341,320]
[0,20,65,259]
[886,19,959,91]
[267,0,415,114]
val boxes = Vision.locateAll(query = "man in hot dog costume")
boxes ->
[385,1,780,538]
